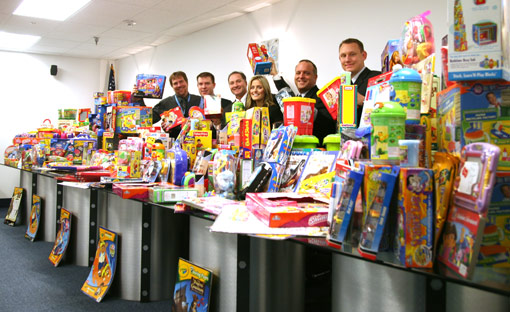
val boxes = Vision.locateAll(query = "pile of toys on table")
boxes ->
[3,5,510,288]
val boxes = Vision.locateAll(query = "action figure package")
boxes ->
[394,168,434,268]
[358,166,399,260]
[279,150,309,192]
[328,167,364,248]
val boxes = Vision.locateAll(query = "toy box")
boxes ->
[359,72,394,128]
[203,95,222,119]
[114,106,153,134]
[239,118,252,159]
[358,166,400,259]
[226,111,245,139]
[294,150,338,193]
[317,76,342,120]
[71,135,96,165]
[328,168,364,247]
[135,74,166,99]
[190,130,212,150]
[160,106,184,130]
[381,39,402,73]
[245,193,329,228]
[115,150,141,178]
[279,150,310,192]
[453,143,500,214]
[112,183,153,200]
[263,125,297,165]
[437,81,510,169]
[247,43,272,75]
[245,106,271,148]
[149,186,198,203]
[395,168,434,268]
[477,205,510,268]
[437,204,486,279]
[107,90,131,105]
[339,85,357,129]
[283,97,315,135]
[447,0,510,81]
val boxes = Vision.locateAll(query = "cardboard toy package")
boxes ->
[437,80,510,170]
[394,168,434,268]
[247,43,273,75]
[114,106,153,134]
[447,0,510,81]
[112,183,154,200]
[283,97,315,135]
[245,193,329,228]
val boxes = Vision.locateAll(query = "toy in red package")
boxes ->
[317,77,342,120]
[247,43,272,75]
[160,106,185,132]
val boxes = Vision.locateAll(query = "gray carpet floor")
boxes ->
[0,206,171,312]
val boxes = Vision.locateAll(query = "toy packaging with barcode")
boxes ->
[394,168,434,268]
[358,166,399,260]
[447,0,510,81]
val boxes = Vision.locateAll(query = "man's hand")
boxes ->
[269,57,278,76]
[357,92,365,107]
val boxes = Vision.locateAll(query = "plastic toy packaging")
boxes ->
[358,166,399,260]
[453,142,500,214]
[213,150,237,199]
[328,167,364,249]
[399,11,435,67]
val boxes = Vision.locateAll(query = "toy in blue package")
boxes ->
[169,145,188,186]
[358,166,399,260]
[328,167,364,249]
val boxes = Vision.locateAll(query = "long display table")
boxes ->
[3,166,509,312]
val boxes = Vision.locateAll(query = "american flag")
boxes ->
[108,64,116,91]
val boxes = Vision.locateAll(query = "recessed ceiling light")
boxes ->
[13,0,91,21]
[0,31,41,51]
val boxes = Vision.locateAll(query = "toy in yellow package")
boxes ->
[395,168,434,268]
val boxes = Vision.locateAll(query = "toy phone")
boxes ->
[453,142,500,214]
[327,167,364,249]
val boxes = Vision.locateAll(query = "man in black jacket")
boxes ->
[271,59,337,145]
[152,71,201,138]
[339,38,381,126]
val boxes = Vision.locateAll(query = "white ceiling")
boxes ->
[0,0,279,60]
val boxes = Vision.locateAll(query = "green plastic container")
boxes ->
[292,135,319,149]
[370,101,406,164]
[323,134,341,151]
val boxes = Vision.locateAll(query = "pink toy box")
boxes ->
[245,193,329,228]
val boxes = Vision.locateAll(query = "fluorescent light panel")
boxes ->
[13,0,91,21]
[0,31,41,50]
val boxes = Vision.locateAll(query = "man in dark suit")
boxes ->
[196,72,233,134]
[271,59,337,145]
[339,38,381,126]
[152,71,201,138]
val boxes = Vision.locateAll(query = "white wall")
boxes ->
[0,51,101,197]
[117,0,447,104]
[0,0,447,197]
